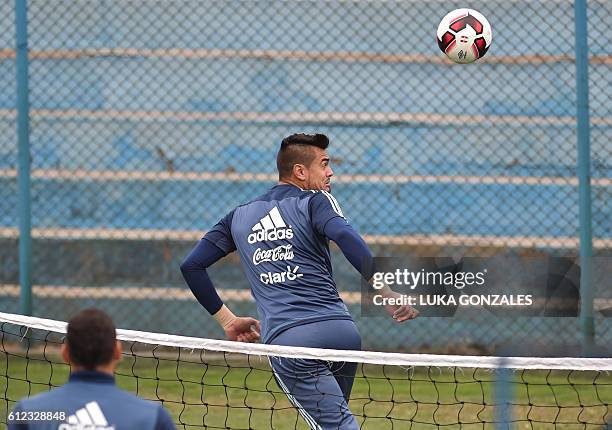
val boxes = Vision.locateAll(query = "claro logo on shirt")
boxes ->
[248,207,294,244]
[260,265,303,285]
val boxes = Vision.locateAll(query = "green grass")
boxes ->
[1,348,610,429]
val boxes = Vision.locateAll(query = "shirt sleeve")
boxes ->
[323,217,375,280]
[203,209,236,254]
[309,191,346,235]
[180,239,227,315]
[154,405,177,430]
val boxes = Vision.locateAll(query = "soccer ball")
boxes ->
[437,9,492,64]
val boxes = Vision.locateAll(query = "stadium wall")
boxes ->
[0,0,610,352]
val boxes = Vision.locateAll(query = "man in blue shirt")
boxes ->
[181,133,418,429]
[9,308,176,430]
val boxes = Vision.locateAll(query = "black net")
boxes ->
[2,316,611,429]
[0,0,610,360]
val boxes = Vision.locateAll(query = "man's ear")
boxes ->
[113,340,122,362]
[61,342,71,365]
[293,163,307,180]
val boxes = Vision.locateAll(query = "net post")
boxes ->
[495,356,513,430]
[14,0,32,317]
[574,0,594,357]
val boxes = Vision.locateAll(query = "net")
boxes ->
[1,311,611,430]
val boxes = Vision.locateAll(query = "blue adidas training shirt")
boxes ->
[182,183,373,344]
[8,371,175,430]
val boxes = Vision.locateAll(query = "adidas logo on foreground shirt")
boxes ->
[248,207,294,244]
[58,402,114,430]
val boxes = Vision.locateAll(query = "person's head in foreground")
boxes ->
[62,308,121,374]
[277,133,334,192]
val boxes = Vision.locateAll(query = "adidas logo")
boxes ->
[248,207,294,244]
[58,402,115,430]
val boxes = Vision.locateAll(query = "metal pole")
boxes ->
[574,0,594,356]
[15,0,32,316]
[495,356,512,429]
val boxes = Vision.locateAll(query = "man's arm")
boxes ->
[323,218,374,278]
[180,211,260,342]
[309,191,418,322]
[323,217,418,322]
[180,239,226,315]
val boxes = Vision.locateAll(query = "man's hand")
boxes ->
[213,305,261,342]
[388,303,419,322]
[224,317,261,342]
[381,289,419,322]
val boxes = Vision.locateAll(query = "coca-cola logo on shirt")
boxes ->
[252,244,294,265]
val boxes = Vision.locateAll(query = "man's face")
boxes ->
[304,147,334,192]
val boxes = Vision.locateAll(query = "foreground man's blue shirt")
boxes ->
[9,371,175,430]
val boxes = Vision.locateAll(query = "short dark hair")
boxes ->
[66,308,116,370]
[276,133,329,179]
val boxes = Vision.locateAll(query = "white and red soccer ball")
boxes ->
[437,9,492,64]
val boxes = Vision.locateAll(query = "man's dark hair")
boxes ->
[276,133,329,179]
[66,308,117,370]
